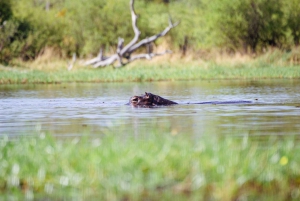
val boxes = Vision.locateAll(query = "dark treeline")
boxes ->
[0,0,299,63]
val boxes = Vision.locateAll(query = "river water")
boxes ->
[0,80,300,138]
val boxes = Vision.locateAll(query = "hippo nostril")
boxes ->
[131,97,138,102]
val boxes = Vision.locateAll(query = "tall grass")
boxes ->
[1,132,300,200]
[1,57,300,84]
[1,64,300,84]
[1,48,299,84]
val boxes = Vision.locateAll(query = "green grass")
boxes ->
[1,62,300,84]
[1,132,300,200]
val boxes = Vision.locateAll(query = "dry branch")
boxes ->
[67,53,77,71]
[84,0,179,68]
[128,50,172,62]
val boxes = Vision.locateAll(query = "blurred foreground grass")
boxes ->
[1,132,300,200]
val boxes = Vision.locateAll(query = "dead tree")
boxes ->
[84,0,179,68]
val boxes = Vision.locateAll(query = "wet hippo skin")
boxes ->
[128,92,252,107]
[128,92,178,107]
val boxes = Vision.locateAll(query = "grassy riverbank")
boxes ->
[1,49,300,84]
[1,132,300,200]
[1,61,300,84]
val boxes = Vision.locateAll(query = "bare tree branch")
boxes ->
[84,48,106,66]
[127,50,172,62]
[93,55,118,68]
[114,50,172,68]
[117,37,124,66]
[120,0,141,55]
[84,0,178,68]
[127,18,179,54]
[67,53,77,71]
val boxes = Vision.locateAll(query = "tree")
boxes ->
[0,0,13,23]
[205,0,287,53]
[84,0,179,68]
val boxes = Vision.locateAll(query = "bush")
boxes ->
[1,0,68,63]
[0,0,13,23]
[1,0,300,64]
[0,20,18,63]
[203,0,288,53]
[62,0,131,56]
[284,0,300,46]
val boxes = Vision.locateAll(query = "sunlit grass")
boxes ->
[1,132,300,200]
[1,63,300,84]
[1,49,300,84]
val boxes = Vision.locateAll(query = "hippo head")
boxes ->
[129,92,177,107]
[129,92,155,107]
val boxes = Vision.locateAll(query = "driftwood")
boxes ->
[84,0,179,68]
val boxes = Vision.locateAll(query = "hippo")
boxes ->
[128,92,252,107]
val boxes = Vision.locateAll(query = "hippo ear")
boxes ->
[145,92,149,97]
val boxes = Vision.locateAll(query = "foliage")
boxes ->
[0,0,13,23]
[0,0,300,63]
[0,0,15,62]
[203,0,288,52]
[0,20,18,63]
[1,0,66,63]
[284,0,300,46]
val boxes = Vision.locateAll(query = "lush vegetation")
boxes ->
[1,1,299,199]
[1,131,300,200]
[1,49,300,84]
[1,63,300,84]
[1,0,299,64]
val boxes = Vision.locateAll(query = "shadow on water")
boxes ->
[0,79,300,138]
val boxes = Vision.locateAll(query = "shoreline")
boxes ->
[1,63,300,84]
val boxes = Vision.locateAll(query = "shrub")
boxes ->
[1,0,300,64]
[203,0,288,53]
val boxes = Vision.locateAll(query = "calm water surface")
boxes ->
[0,80,300,138]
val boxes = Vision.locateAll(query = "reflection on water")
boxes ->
[0,80,300,138]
